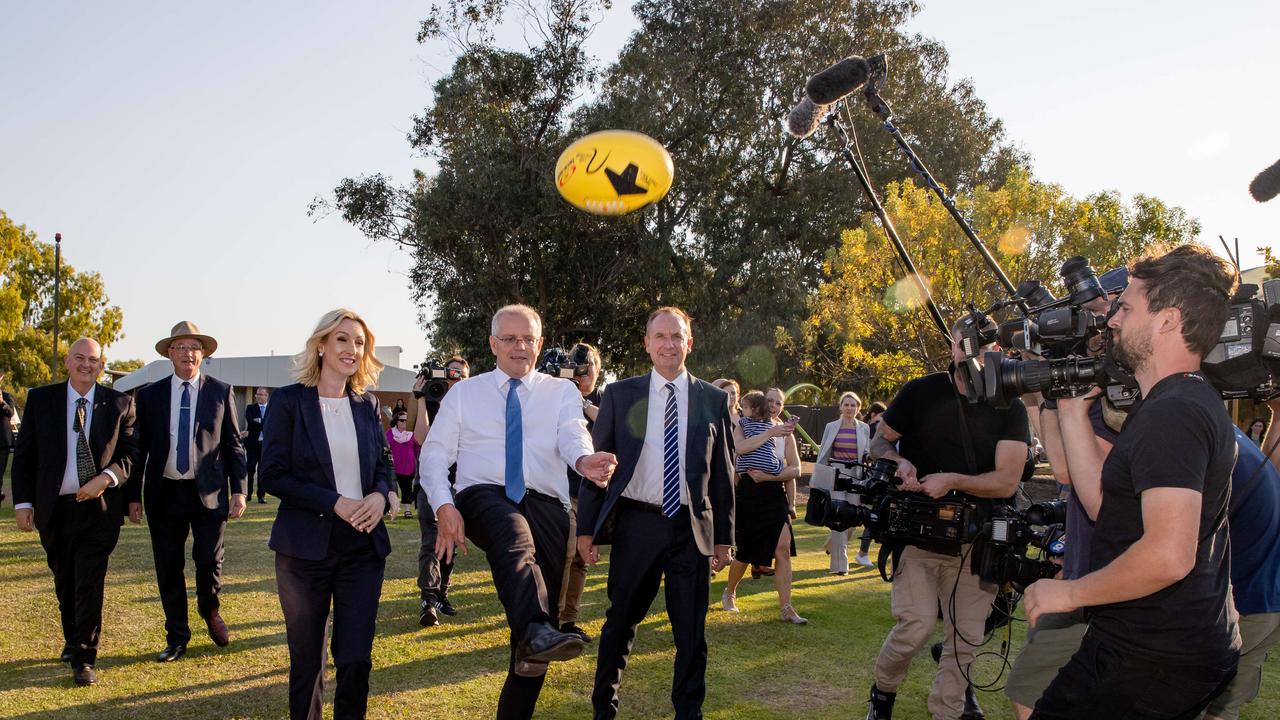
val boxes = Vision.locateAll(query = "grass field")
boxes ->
[1,470,1276,719]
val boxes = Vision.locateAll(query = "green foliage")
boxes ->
[324,0,1023,379]
[793,167,1200,399]
[0,211,124,405]
[1263,246,1280,279]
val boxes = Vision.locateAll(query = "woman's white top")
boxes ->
[319,396,363,501]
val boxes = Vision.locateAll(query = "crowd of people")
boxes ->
[5,245,1280,720]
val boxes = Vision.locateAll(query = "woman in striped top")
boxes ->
[816,392,872,574]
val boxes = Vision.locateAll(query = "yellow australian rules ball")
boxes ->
[555,130,674,216]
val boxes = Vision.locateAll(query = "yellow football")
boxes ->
[554,130,674,216]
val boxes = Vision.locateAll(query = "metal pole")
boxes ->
[53,232,62,375]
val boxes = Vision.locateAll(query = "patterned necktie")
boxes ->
[73,397,95,486]
[504,378,525,504]
[661,382,681,517]
[176,381,192,475]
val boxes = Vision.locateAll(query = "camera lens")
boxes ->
[1060,256,1104,307]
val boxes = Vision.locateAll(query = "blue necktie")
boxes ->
[661,382,681,517]
[505,378,525,504]
[177,381,191,474]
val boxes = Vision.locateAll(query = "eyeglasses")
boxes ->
[170,344,204,353]
[495,335,539,348]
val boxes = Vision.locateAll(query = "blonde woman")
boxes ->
[260,309,394,720]
[816,392,872,574]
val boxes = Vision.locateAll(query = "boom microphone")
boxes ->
[786,96,826,139]
[1249,158,1280,203]
[805,56,871,105]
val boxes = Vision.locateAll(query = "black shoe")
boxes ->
[866,684,895,720]
[517,621,585,664]
[560,622,592,643]
[930,640,944,664]
[157,644,187,662]
[73,664,96,686]
[961,684,985,720]
[60,646,74,664]
[433,597,457,617]
[257,498,267,504]
[419,600,439,628]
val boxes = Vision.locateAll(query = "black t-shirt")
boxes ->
[424,398,456,487]
[880,371,1030,481]
[1088,372,1239,663]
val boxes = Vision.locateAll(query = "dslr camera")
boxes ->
[537,345,592,380]
[417,356,465,403]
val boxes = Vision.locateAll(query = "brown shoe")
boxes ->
[205,612,230,647]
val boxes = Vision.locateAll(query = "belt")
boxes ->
[525,489,561,505]
[618,497,687,516]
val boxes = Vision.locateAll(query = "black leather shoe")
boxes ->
[866,683,895,720]
[60,646,74,664]
[419,600,439,628]
[961,683,985,720]
[518,621,585,664]
[73,664,96,686]
[560,622,592,643]
[157,644,187,662]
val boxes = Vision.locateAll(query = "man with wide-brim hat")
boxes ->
[128,320,247,662]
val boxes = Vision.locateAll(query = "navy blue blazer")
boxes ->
[577,372,735,556]
[259,383,393,561]
[127,374,248,511]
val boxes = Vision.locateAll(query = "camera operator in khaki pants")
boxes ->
[865,316,1031,720]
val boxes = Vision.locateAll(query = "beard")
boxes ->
[1111,325,1153,374]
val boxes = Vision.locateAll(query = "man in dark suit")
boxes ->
[12,337,138,686]
[127,321,248,662]
[577,306,735,720]
[242,387,269,503]
[0,369,17,504]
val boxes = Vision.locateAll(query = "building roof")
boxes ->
[112,346,418,393]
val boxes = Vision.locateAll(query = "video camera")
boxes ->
[971,500,1065,591]
[962,257,1140,409]
[537,345,592,380]
[1202,279,1280,401]
[806,458,1065,587]
[416,356,465,403]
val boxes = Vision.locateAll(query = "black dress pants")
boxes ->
[1031,629,1238,719]
[0,447,10,498]
[245,442,263,500]
[416,490,454,601]
[455,484,569,720]
[276,521,385,720]
[592,502,709,720]
[146,479,228,646]
[38,496,121,667]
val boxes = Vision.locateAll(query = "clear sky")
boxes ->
[2,1,1276,367]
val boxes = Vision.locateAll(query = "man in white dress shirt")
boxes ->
[421,303,616,720]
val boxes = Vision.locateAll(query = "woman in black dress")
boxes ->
[260,308,394,720]
[720,389,805,623]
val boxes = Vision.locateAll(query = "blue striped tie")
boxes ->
[661,382,681,517]
[504,378,525,504]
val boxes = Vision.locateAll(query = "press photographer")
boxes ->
[1023,245,1241,718]
[863,315,1031,720]
[412,354,470,627]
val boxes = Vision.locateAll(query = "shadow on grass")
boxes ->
[5,669,291,720]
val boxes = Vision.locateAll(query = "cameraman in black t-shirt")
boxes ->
[866,316,1031,720]
[414,354,470,627]
[1024,245,1240,718]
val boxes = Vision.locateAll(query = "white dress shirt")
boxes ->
[419,368,594,513]
[622,370,690,507]
[319,396,364,500]
[256,403,267,441]
[163,372,200,479]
